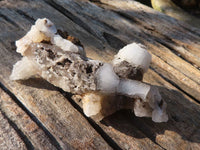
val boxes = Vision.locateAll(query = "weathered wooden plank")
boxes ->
[0,0,200,150]
[0,88,57,150]
[0,8,33,31]
[100,0,200,53]
[50,0,200,61]
[0,111,27,150]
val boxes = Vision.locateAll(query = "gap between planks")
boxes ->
[0,82,62,150]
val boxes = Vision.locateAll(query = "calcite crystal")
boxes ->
[10,18,168,123]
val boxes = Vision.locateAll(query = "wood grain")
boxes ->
[0,88,57,150]
[0,107,27,150]
[0,0,200,149]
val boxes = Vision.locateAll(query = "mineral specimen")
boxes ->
[10,18,168,123]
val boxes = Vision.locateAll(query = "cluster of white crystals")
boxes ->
[113,43,152,73]
[10,18,168,123]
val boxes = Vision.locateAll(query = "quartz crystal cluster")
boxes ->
[10,18,168,123]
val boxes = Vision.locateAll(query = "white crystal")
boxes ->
[147,86,168,122]
[96,63,120,93]
[51,35,79,53]
[152,104,168,123]
[16,18,82,56]
[82,93,102,117]
[35,18,57,36]
[117,79,151,100]
[10,57,39,80]
[113,43,152,73]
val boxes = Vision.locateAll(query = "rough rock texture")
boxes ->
[29,43,103,94]
[113,61,144,81]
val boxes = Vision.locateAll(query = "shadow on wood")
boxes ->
[18,77,58,91]
[100,86,200,149]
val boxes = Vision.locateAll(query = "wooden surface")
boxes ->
[0,0,200,149]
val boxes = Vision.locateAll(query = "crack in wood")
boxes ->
[103,32,126,49]
[155,38,198,67]
[149,67,200,105]
[44,0,101,41]
[0,12,20,28]
[15,9,35,24]
[0,108,34,150]
[180,25,200,37]
[82,13,118,33]
[0,82,63,150]
[113,10,141,25]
